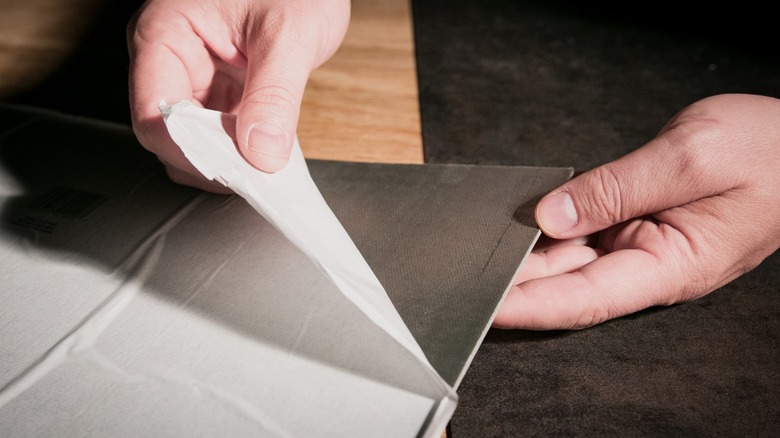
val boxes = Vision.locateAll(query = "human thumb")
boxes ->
[236,42,312,173]
[533,133,728,239]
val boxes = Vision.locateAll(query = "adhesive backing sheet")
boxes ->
[0,103,572,436]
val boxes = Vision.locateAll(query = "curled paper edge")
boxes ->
[159,100,441,372]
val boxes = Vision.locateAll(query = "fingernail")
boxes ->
[246,123,289,171]
[537,191,577,236]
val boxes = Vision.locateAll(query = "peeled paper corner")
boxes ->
[159,100,456,434]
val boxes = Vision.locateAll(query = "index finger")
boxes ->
[495,247,679,330]
[128,16,209,171]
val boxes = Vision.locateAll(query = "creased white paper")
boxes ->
[159,100,429,365]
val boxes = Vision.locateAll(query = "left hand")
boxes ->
[494,93,780,330]
[127,0,350,191]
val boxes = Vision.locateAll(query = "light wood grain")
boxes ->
[302,6,447,437]
[0,0,102,98]
[297,0,424,164]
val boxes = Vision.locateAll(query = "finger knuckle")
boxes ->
[573,307,610,329]
[668,130,719,181]
[251,5,314,50]
[164,166,192,187]
[581,166,625,224]
[244,84,300,119]
[663,108,726,180]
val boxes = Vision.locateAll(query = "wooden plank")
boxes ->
[0,0,102,98]
[298,0,424,164]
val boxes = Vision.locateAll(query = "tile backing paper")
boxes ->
[160,100,429,366]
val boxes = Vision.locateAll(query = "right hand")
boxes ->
[127,0,351,192]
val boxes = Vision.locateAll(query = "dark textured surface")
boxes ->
[3,1,143,126]
[452,261,780,437]
[411,0,780,436]
[413,0,780,170]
